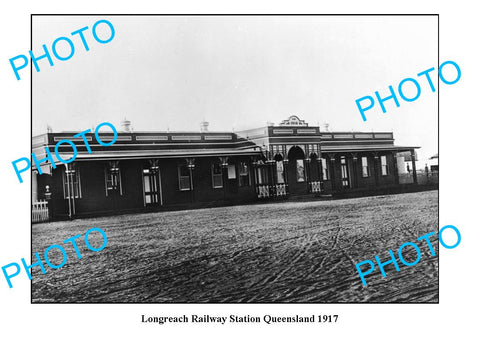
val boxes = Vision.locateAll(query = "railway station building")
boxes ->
[32,116,419,220]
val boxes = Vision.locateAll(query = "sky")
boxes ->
[32,15,438,160]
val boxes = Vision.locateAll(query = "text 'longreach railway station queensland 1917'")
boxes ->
[32,115,425,221]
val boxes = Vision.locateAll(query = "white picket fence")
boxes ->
[32,200,49,223]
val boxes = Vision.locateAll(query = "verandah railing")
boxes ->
[256,184,288,199]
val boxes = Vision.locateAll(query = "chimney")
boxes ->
[200,120,209,132]
[121,118,132,132]
[322,122,330,132]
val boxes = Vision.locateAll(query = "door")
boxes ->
[105,165,122,211]
[287,146,308,195]
[143,169,163,206]
[340,156,350,188]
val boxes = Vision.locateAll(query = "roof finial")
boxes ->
[200,120,209,132]
[121,118,132,132]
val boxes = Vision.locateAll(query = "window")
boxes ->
[362,157,370,177]
[381,155,389,176]
[341,156,350,188]
[276,160,285,184]
[63,169,82,199]
[238,162,250,186]
[321,158,329,180]
[227,164,236,179]
[105,163,123,196]
[178,164,191,191]
[212,163,223,188]
[296,159,305,182]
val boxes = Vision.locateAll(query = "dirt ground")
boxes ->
[31,190,439,303]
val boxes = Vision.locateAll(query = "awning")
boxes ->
[51,147,263,165]
[321,145,419,153]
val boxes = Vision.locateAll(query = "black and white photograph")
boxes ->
[30,15,439,303]
[5,1,480,347]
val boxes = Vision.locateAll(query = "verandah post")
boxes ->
[410,150,418,184]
